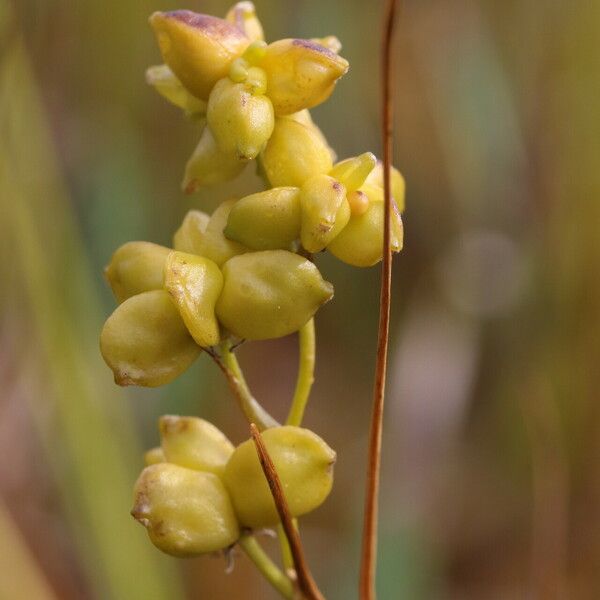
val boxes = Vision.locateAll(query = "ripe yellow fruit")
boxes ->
[104,241,170,303]
[224,187,301,250]
[192,200,248,267]
[100,290,200,387]
[259,39,349,115]
[173,210,210,254]
[159,416,234,477]
[224,426,336,528]
[286,109,336,162]
[329,152,377,192]
[144,447,166,466]
[149,11,250,100]
[216,250,333,340]
[260,117,333,187]
[207,77,274,159]
[327,201,404,267]
[182,125,246,192]
[299,174,349,253]
[164,251,223,347]
[225,1,264,43]
[362,162,406,213]
[132,463,239,556]
[145,64,206,118]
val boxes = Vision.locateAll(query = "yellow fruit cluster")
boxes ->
[99,2,407,581]
[101,225,333,386]
[133,417,335,556]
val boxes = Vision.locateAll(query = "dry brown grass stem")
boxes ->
[250,424,325,600]
[359,0,400,598]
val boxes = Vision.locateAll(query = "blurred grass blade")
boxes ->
[0,500,57,600]
[0,4,185,599]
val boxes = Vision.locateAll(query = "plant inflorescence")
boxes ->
[99,3,404,597]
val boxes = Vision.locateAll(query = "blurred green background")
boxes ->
[1,0,598,598]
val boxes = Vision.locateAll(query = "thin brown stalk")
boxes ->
[250,424,325,600]
[359,0,400,598]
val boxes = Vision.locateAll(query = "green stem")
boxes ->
[239,535,294,599]
[217,340,279,431]
[280,320,316,576]
[286,319,316,426]
[277,522,296,572]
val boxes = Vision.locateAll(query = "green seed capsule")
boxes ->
[216,250,333,340]
[300,174,349,253]
[104,241,171,303]
[225,2,264,43]
[259,39,349,115]
[329,152,377,192]
[260,117,333,187]
[145,64,207,118]
[224,187,301,250]
[159,416,234,477]
[149,11,250,100]
[207,77,274,159]
[100,290,201,387]
[327,202,404,267]
[144,447,166,466]
[189,200,248,267]
[173,210,211,254]
[224,426,336,528]
[132,463,240,556]
[182,125,246,192]
[164,251,223,347]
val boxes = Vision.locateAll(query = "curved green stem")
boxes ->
[286,319,316,426]
[215,340,279,431]
[239,535,294,599]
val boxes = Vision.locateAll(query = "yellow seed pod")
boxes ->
[104,241,171,303]
[259,39,349,115]
[164,252,223,347]
[299,175,349,253]
[329,152,377,192]
[310,36,342,54]
[286,110,336,162]
[327,202,404,267]
[224,426,336,528]
[188,200,248,267]
[207,77,274,160]
[224,187,301,250]
[149,11,250,100]
[244,66,268,95]
[225,1,264,43]
[346,190,370,216]
[173,210,210,254]
[100,290,201,387]
[260,117,333,187]
[145,64,207,118]
[144,447,166,466]
[132,463,239,556]
[216,250,333,340]
[183,125,247,192]
[159,415,234,477]
[363,162,406,213]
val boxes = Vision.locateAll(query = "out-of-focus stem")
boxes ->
[239,535,294,599]
[212,341,279,431]
[286,318,316,426]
